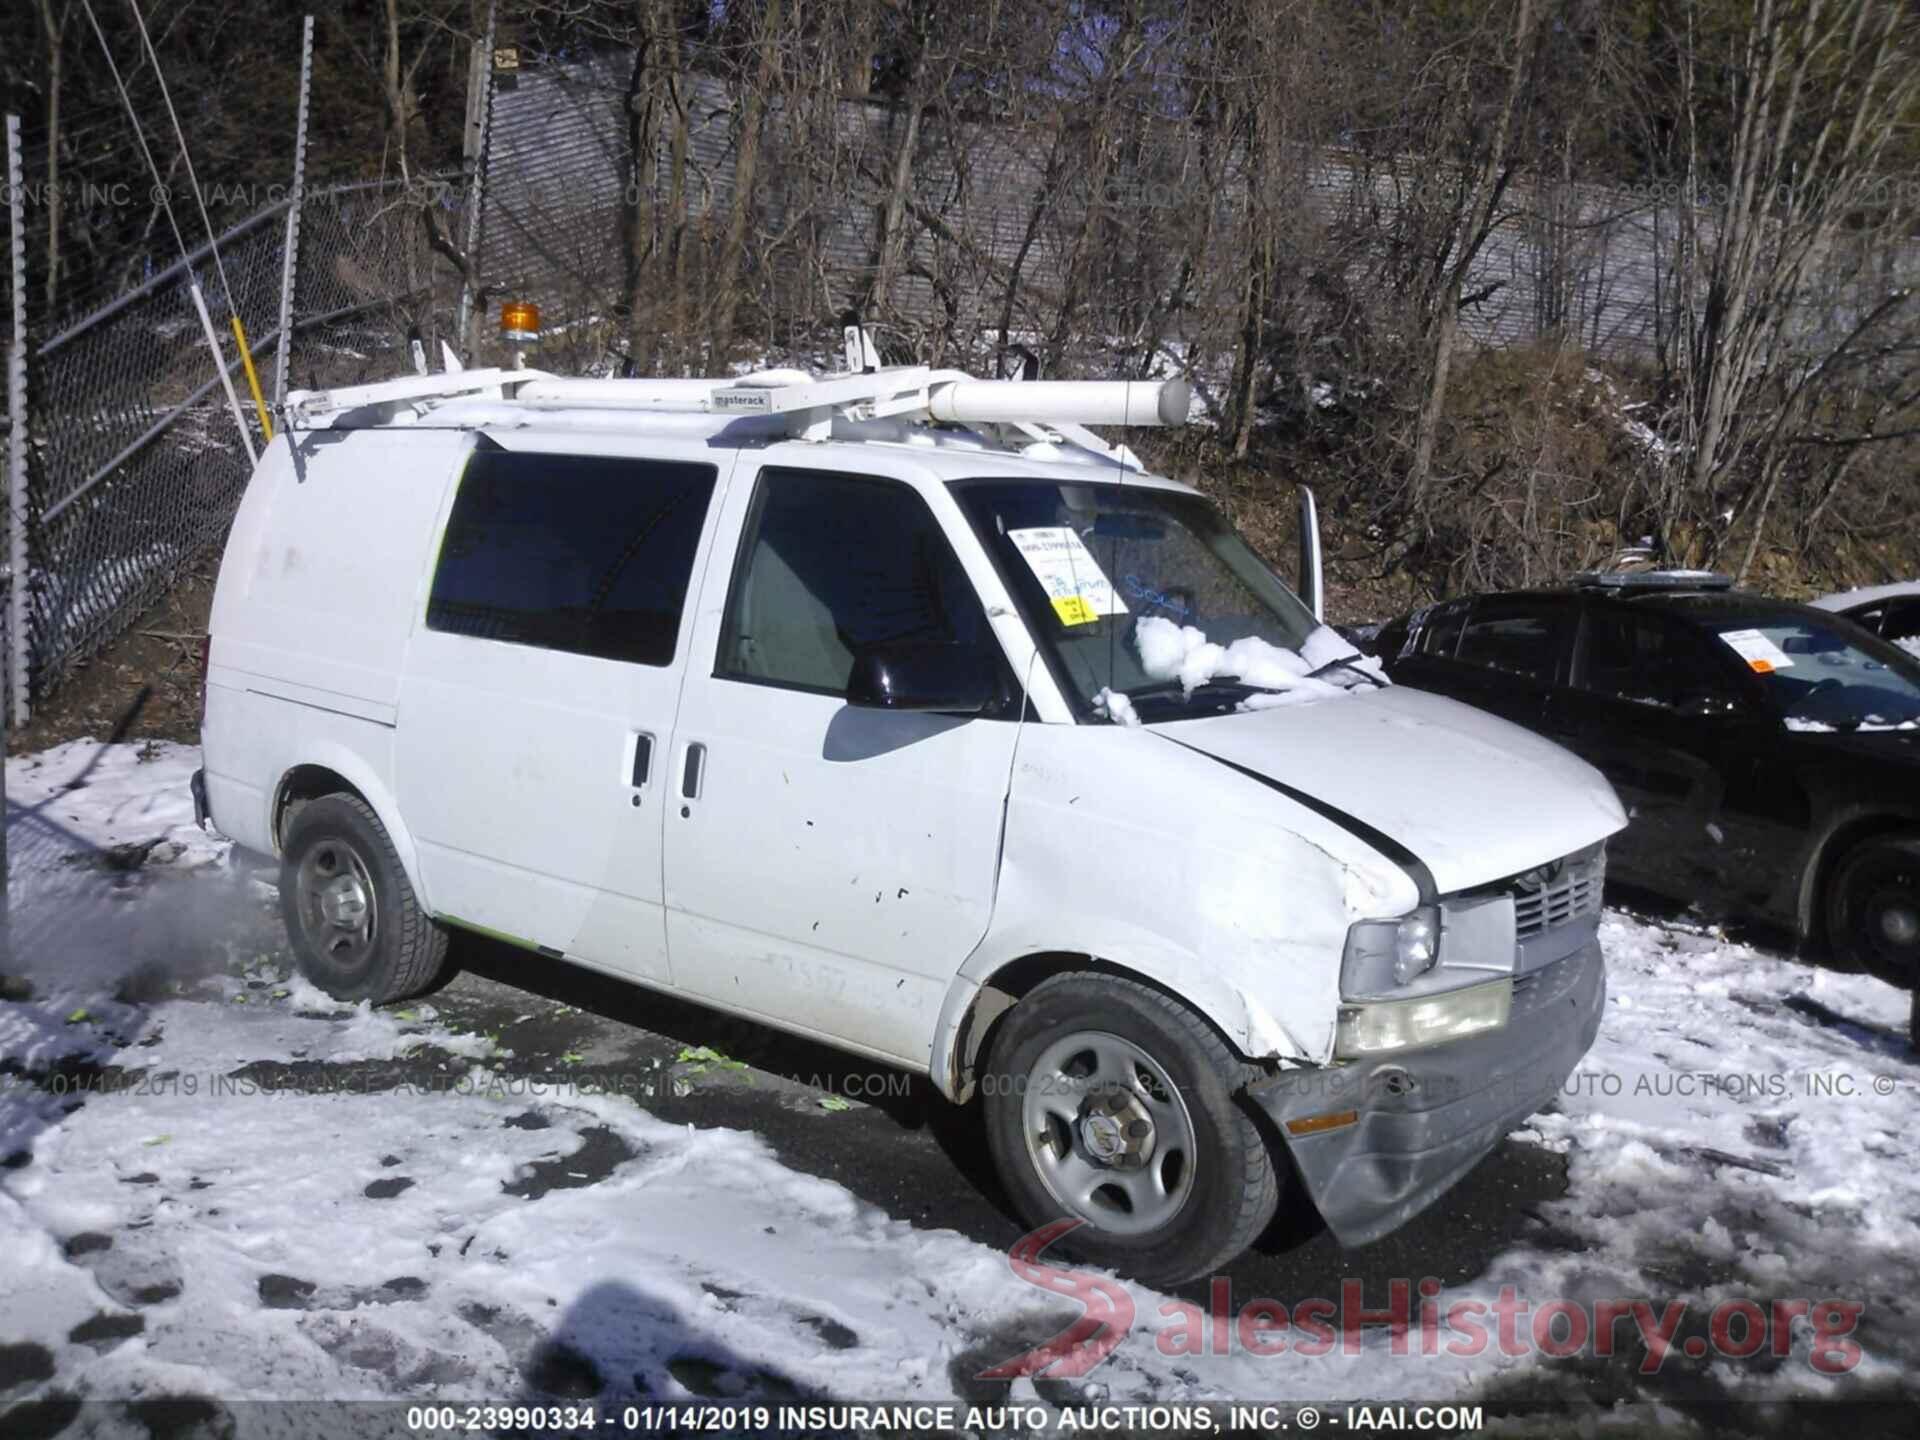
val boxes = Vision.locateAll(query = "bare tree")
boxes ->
[1403,0,1541,510]
[706,0,786,364]
[1657,0,1919,563]
[35,0,70,313]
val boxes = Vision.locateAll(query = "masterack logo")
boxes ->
[982,1221,1864,1379]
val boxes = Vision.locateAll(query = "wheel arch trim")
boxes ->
[929,944,1311,1103]
[1797,806,1920,941]
[269,749,430,911]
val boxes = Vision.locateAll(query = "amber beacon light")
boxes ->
[499,300,542,344]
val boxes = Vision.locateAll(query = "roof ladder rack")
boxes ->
[285,326,1192,449]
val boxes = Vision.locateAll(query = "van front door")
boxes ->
[661,462,1023,1067]
[395,437,726,983]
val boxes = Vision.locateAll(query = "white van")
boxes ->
[195,351,1624,1284]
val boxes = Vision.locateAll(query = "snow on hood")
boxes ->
[1093,619,1380,725]
[1158,686,1627,893]
[1134,616,1386,703]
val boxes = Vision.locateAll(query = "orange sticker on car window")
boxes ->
[1718,628,1794,673]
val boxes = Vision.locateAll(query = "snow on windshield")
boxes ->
[1095,617,1387,724]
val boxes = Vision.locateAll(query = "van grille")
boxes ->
[1510,846,1605,941]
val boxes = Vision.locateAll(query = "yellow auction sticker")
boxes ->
[1009,526,1129,629]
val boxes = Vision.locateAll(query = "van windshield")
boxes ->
[952,479,1386,722]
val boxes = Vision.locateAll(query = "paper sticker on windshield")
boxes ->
[1718,628,1794,674]
[1008,527,1129,627]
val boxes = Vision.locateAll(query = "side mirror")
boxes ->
[846,643,997,714]
[1297,485,1324,623]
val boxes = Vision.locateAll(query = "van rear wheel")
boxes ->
[280,794,451,1004]
[981,973,1280,1287]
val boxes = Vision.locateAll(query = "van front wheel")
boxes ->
[279,794,450,1004]
[982,973,1280,1287]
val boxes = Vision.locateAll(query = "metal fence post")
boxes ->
[4,112,26,959]
[273,15,315,408]
[6,114,28,733]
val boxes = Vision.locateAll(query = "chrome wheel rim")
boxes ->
[295,839,377,971]
[1020,1030,1197,1237]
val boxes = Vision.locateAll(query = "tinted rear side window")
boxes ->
[1883,598,1920,649]
[1456,604,1559,680]
[1580,611,1743,708]
[427,448,717,666]
[1844,602,1889,635]
[1419,603,1468,658]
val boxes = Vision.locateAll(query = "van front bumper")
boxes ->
[1247,933,1604,1247]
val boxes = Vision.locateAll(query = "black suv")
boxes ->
[1371,574,1920,987]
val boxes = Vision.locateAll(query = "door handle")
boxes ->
[681,741,706,801]
[630,732,654,788]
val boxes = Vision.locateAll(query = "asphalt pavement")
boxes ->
[428,936,1575,1312]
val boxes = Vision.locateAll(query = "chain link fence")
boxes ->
[9,174,464,717]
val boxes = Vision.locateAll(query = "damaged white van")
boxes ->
[196,340,1624,1284]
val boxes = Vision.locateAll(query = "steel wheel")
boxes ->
[982,972,1282,1285]
[1020,1029,1198,1236]
[279,793,451,1005]
[293,837,379,976]
[1836,840,1920,985]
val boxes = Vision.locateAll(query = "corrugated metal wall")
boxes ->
[482,53,1920,373]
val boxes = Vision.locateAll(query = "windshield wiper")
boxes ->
[1308,655,1387,689]
[1121,676,1295,705]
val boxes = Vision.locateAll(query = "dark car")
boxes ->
[1370,573,1920,987]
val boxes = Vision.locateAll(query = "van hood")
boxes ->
[1156,687,1627,895]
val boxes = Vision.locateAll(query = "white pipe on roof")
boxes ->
[927,378,1190,428]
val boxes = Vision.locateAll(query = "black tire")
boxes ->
[279,793,452,1004]
[1827,834,1920,988]
[981,972,1281,1287]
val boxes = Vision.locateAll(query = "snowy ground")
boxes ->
[4,741,1918,1432]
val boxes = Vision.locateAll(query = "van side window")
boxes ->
[717,467,995,694]
[427,448,716,666]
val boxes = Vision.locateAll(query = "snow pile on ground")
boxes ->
[5,741,1918,1419]
[1510,910,1919,1398]
[1134,617,1386,705]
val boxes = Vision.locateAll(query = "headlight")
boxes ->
[1341,907,1442,998]
[1334,978,1513,1057]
